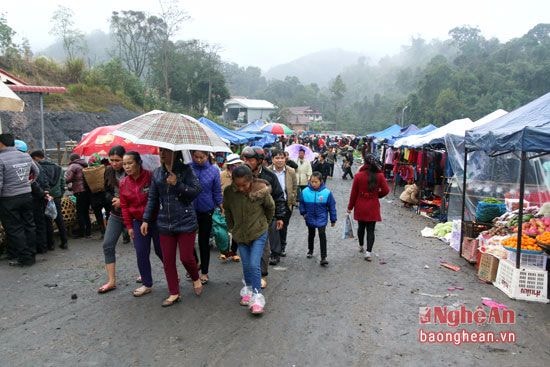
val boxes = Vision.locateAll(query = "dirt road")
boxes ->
[1,167,548,366]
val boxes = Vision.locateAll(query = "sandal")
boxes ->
[133,286,152,297]
[200,275,209,285]
[193,280,203,296]
[97,283,116,294]
[161,295,180,307]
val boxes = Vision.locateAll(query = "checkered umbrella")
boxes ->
[112,110,231,152]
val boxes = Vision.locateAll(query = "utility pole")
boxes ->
[401,105,408,127]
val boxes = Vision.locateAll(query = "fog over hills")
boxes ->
[264,48,366,86]
[38,30,114,65]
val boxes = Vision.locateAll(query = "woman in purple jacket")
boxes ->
[141,149,203,307]
[191,150,223,284]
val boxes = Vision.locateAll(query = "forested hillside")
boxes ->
[1,6,548,135]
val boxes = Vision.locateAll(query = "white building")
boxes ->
[223,98,277,124]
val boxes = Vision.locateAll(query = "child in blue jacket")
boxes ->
[299,172,337,266]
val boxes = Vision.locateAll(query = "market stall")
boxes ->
[459,93,550,303]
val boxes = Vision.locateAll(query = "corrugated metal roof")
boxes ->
[224,98,276,109]
[9,85,66,94]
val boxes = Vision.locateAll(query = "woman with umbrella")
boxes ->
[141,148,203,307]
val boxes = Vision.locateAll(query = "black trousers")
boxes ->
[90,192,109,234]
[342,166,354,179]
[45,197,68,248]
[278,204,293,252]
[328,163,335,177]
[0,193,36,263]
[357,221,376,252]
[308,225,327,258]
[74,191,91,236]
[32,197,48,253]
[196,210,214,275]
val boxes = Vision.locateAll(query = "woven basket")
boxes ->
[61,196,77,226]
[83,165,105,193]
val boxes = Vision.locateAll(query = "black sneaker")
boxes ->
[306,252,313,258]
[269,256,280,265]
[280,250,287,257]
[59,242,68,250]
[320,258,328,266]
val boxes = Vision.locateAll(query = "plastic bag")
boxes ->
[240,284,252,298]
[45,199,57,220]
[475,202,506,222]
[211,208,229,252]
[342,214,355,239]
[250,291,266,307]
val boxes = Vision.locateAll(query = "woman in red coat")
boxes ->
[347,150,390,261]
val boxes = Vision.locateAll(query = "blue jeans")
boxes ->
[133,220,162,287]
[102,214,125,264]
[238,231,268,293]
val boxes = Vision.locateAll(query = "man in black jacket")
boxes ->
[241,146,285,287]
[31,150,69,250]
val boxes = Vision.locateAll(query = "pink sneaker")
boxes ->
[240,294,251,306]
[250,303,264,314]
[249,293,266,315]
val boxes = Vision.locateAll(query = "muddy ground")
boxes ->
[1,166,549,367]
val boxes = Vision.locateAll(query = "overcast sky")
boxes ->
[3,0,549,70]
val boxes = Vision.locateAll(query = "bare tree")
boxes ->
[49,5,86,61]
[157,0,190,100]
[110,10,167,78]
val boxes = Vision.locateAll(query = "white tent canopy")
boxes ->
[410,118,473,147]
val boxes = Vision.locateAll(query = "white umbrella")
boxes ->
[0,82,24,112]
[112,110,231,153]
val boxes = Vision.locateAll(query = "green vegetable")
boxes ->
[482,197,503,204]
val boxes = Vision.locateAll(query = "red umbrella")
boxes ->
[73,124,159,156]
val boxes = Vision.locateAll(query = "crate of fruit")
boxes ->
[478,253,500,283]
[494,259,548,303]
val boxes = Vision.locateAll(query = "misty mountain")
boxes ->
[264,49,365,86]
[38,30,114,66]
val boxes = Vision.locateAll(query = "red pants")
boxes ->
[160,232,199,295]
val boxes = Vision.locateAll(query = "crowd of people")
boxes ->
[0,132,390,315]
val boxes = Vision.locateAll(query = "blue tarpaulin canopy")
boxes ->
[465,92,550,153]
[198,117,250,144]
[235,119,278,147]
[392,124,438,147]
[368,124,401,140]
[237,119,267,133]
[386,124,419,145]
